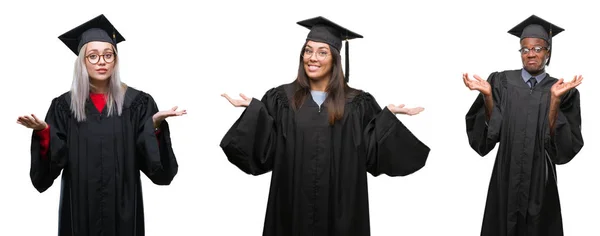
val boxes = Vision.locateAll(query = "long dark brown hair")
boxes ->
[292,41,357,125]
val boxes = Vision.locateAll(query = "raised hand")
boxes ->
[153,106,187,128]
[387,104,425,116]
[221,93,252,107]
[17,114,48,131]
[463,73,491,96]
[551,75,583,98]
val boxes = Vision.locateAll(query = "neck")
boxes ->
[90,79,109,94]
[309,77,329,91]
[526,67,545,77]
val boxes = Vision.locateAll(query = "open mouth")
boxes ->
[307,65,320,72]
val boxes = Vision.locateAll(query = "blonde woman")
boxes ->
[16,14,185,236]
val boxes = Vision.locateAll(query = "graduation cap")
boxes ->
[507,15,564,65]
[58,14,125,55]
[297,16,363,82]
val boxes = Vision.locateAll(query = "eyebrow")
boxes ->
[305,45,329,50]
[87,48,113,53]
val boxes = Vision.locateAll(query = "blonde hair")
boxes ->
[70,43,125,122]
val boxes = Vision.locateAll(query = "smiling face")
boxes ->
[520,37,550,75]
[84,41,116,82]
[303,40,333,82]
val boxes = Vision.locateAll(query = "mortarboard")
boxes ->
[508,15,564,65]
[297,16,363,82]
[58,14,125,55]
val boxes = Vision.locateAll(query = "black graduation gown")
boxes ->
[29,87,178,236]
[220,82,430,236]
[465,70,584,236]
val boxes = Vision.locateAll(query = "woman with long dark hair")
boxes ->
[16,14,184,236]
[220,16,430,236]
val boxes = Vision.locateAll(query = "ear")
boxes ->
[545,50,551,65]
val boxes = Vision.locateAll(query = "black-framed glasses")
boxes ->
[303,48,329,60]
[86,52,116,64]
[519,46,548,54]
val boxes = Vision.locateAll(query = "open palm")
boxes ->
[16,114,47,131]
[153,106,187,128]
[222,93,252,107]
[463,73,491,96]
[551,75,583,98]
[388,104,425,116]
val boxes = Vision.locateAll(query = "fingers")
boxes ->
[575,75,583,85]
[397,104,405,108]
[18,116,35,128]
[473,74,484,82]
[31,114,42,123]
[170,106,178,111]
[23,115,35,125]
[239,93,250,101]
[462,73,470,87]
[175,110,187,116]
[221,93,237,106]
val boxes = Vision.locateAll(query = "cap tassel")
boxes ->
[345,40,349,83]
[547,28,553,66]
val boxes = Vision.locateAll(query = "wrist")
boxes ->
[483,93,492,100]
[550,95,561,103]
[35,123,48,131]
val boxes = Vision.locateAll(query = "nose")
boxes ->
[526,50,537,57]
[309,53,319,61]
[97,56,107,65]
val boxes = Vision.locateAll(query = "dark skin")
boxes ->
[463,37,583,136]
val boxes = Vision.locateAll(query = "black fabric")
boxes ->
[30,87,178,236]
[220,82,430,236]
[58,14,125,55]
[465,70,583,236]
[507,15,564,43]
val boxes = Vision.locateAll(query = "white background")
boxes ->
[1,0,598,235]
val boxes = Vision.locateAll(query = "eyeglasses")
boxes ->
[303,48,329,60]
[519,46,548,54]
[86,52,116,64]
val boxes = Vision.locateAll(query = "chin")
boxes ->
[307,74,326,81]
[525,66,543,74]
[90,75,111,81]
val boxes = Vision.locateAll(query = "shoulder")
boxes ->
[486,70,517,87]
[262,83,292,108]
[52,91,72,111]
[348,89,378,108]
[545,74,559,83]
[125,86,154,109]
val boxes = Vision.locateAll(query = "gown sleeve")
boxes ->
[359,93,431,177]
[465,72,504,156]
[220,88,283,176]
[35,125,51,159]
[135,93,179,185]
[544,88,584,164]
[30,97,69,193]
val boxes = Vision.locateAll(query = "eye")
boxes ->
[533,46,543,53]
[318,51,328,57]
[88,54,98,59]
[104,53,113,59]
[304,49,313,54]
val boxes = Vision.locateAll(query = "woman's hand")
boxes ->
[17,114,48,130]
[153,106,187,128]
[222,93,252,107]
